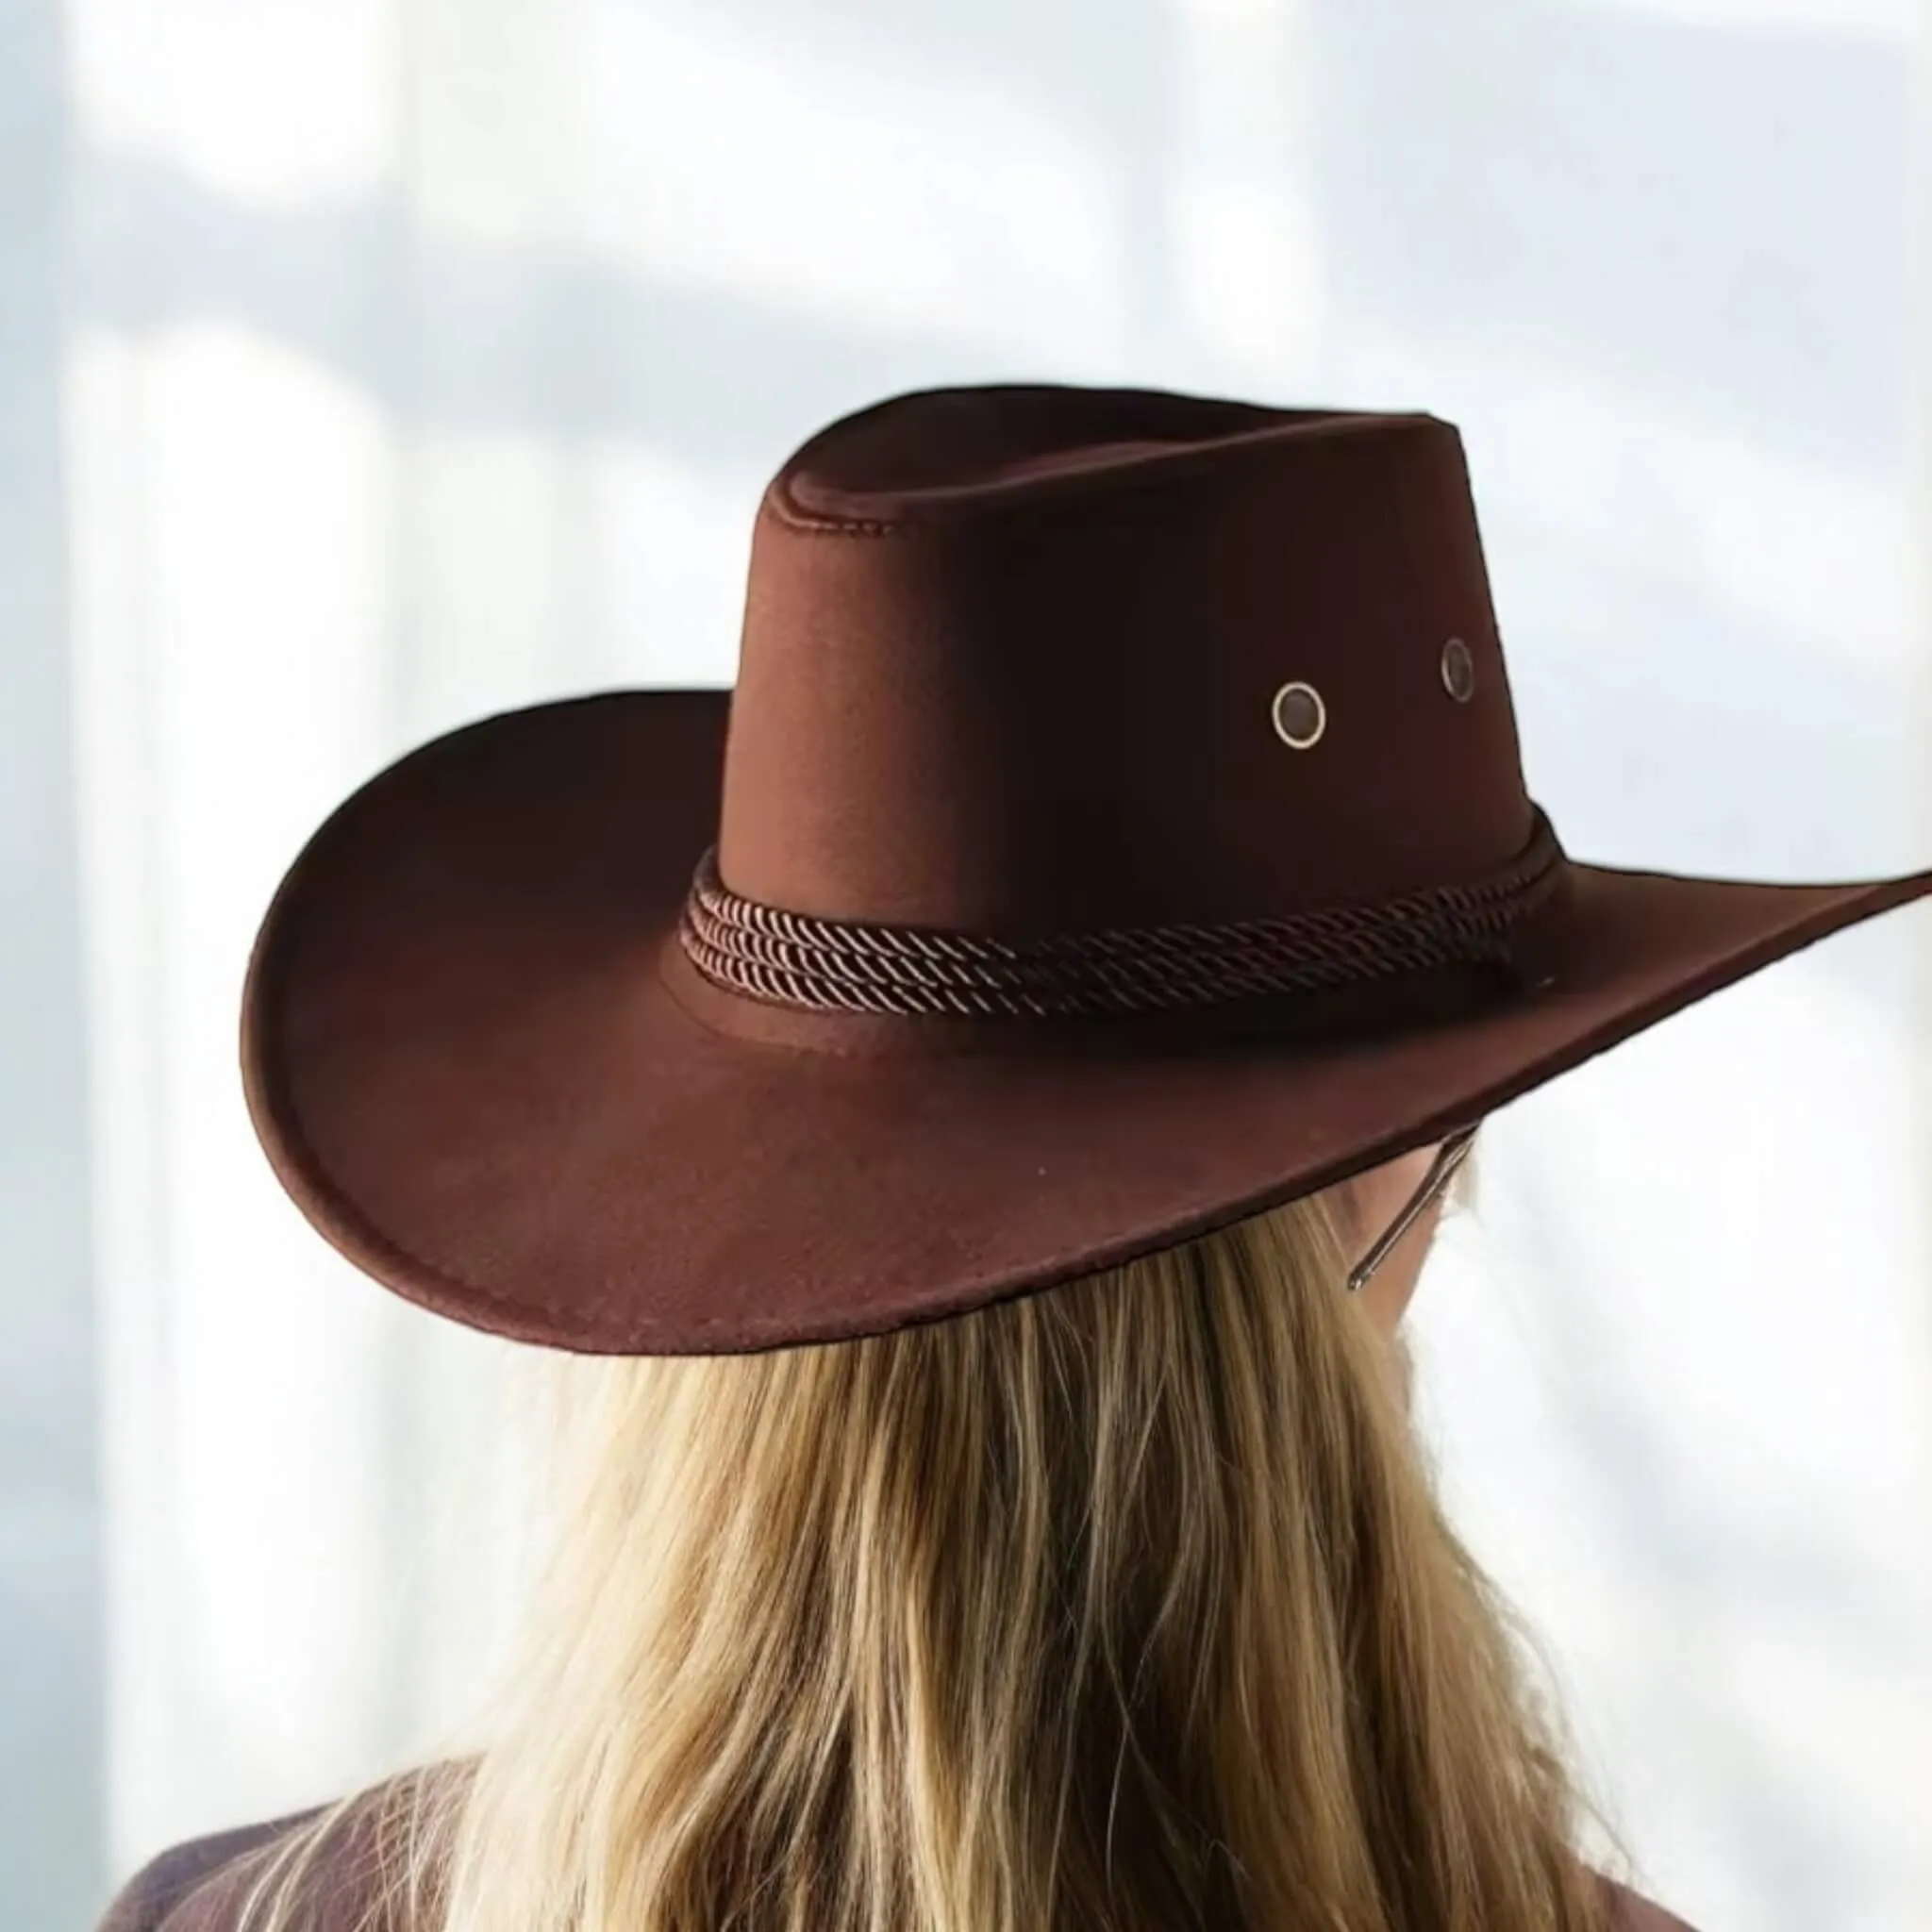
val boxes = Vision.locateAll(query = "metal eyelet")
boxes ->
[1271,680,1325,749]
[1441,637,1474,702]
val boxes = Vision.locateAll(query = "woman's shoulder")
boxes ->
[93,1765,463,1932]
[99,1790,1698,1932]
[95,1802,330,1932]
[1597,1870,1704,1931]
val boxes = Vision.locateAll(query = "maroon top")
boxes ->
[94,1767,1703,1931]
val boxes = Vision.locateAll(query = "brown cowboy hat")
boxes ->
[240,382,1932,1355]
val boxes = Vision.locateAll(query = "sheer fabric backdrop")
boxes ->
[13,0,1932,1925]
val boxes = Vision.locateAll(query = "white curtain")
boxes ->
[38,0,1932,1925]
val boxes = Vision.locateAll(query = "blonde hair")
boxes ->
[230,1171,1626,1932]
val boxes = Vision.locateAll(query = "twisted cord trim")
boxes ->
[677,810,1564,1020]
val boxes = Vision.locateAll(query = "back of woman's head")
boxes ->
[408,1182,1616,1932]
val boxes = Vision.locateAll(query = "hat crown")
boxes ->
[717,384,1535,938]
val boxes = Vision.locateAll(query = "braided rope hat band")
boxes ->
[678,808,1568,1023]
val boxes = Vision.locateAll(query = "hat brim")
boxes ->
[242,691,1932,1355]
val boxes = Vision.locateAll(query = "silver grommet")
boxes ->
[1441,636,1474,702]
[1271,680,1325,749]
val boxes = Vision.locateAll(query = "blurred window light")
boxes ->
[1166,0,1293,24]
[1167,170,1324,375]
[410,429,578,730]
[396,431,754,731]
[1334,325,1909,673]
[412,0,579,251]
[66,319,406,1846]
[1568,0,1911,38]
[1416,953,1932,1928]
[65,319,397,956]
[585,443,751,690]
[66,0,401,205]
[548,5,1129,358]
[1164,0,1325,383]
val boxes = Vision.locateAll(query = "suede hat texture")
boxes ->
[240,383,1932,1355]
